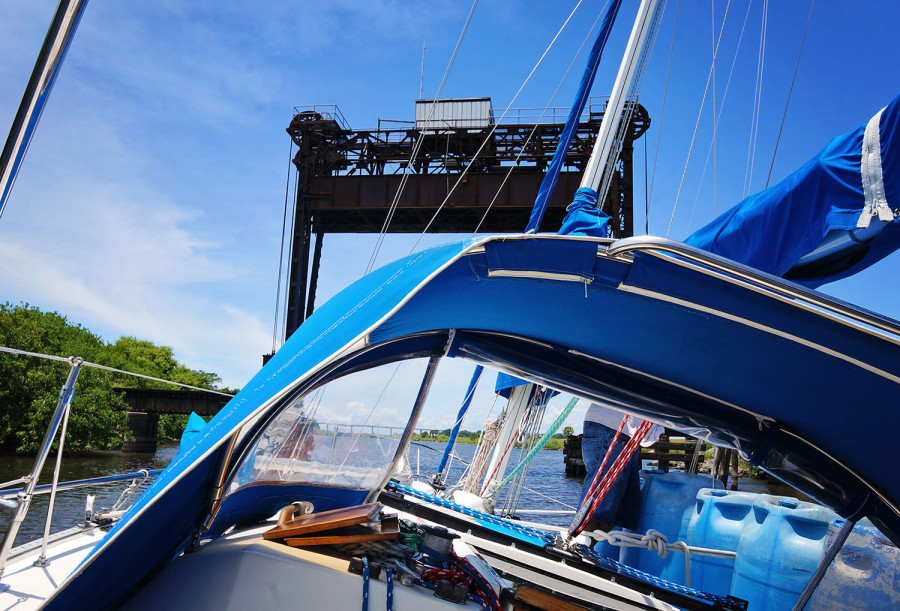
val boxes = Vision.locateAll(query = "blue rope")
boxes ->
[572,544,733,605]
[388,482,556,545]
[386,566,393,611]
[362,556,369,611]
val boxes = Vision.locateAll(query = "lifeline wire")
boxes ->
[0,346,233,396]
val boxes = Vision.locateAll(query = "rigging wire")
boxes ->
[272,137,295,353]
[743,0,768,197]
[665,0,733,238]
[472,1,610,236]
[0,346,234,396]
[765,0,815,189]
[646,0,680,227]
[711,0,718,216]
[683,0,755,234]
[365,0,480,274]
[281,154,300,344]
[522,485,578,510]
[409,0,589,254]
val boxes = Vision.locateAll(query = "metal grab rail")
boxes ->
[605,235,900,340]
[0,357,82,577]
[0,470,162,501]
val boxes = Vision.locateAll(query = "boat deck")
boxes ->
[0,525,106,610]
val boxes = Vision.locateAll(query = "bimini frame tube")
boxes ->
[367,355,441,503]
[0,357,83,579]
[0,0,90,220]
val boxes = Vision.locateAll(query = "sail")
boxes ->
[686,93,900,287]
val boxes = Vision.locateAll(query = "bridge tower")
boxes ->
[278,98,650,344]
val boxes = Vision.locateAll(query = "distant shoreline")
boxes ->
[410,433,564,451]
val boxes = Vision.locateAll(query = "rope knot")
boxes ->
[641,529,669,557]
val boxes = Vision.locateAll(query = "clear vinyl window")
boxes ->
[229,358,428,492]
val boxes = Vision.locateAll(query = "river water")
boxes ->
[0,440,797,547]
[0,444,179,547]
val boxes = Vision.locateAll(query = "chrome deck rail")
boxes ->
[0,357,82,577]
[0,470,163,502]
[605,235,900,339]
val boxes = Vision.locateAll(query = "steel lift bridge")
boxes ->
[280,97,650,343]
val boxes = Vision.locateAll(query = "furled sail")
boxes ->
[686,93,900,288]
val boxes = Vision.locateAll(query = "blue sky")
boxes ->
[1,1,899,430]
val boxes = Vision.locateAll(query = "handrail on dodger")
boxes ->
[605,235,900,341]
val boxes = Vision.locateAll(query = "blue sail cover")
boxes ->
[46,235,900,608]
[686,93,900,287]
[558,187,611,237]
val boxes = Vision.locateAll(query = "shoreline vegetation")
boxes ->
[411,431,567,451]
[0,303,235,455]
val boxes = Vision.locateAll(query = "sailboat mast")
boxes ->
[580,0,660,197]
[0,0,90,221]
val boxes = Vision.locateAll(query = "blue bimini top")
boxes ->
[45,235,900,608]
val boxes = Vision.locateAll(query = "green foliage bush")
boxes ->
[0,303,229,454]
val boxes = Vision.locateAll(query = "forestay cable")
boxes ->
[366,0,480,274]
[742,0,768,197]
[683,0,755,233]
[765,0,815,188]
[646,0,680,226]
[367,1,478,271]
[473,3,611,236]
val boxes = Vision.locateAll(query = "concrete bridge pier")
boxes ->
[122,411,160,453]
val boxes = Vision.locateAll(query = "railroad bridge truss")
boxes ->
[282,98,650,341]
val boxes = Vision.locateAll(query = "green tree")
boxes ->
[563,426,575,436]
[0,304,128,453]
[0,304,232,453]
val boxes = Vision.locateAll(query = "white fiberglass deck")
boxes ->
[0,525,105,610]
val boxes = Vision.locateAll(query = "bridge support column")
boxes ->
[122,411,159,453]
